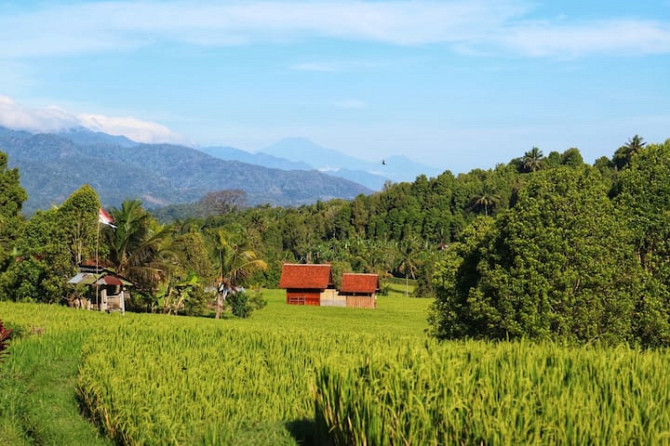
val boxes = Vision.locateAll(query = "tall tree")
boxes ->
[58,184,100,266]
[199,189,247,216]
[104,199,173,301]
[0,151,27,270]
[429,167,644,345]
[0,208,71,303]
[613,134,646,170]
[613,139,670,346]
[213,228,267,319]
[396,236,421,296]
[521,147,544,173]
[470,185,500,217]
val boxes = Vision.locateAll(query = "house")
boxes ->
[339,273,379,309]
[279,263,336,306]
[68,263,133,313]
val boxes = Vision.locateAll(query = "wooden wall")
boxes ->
[286,290,322,306]
[346,295,377,309]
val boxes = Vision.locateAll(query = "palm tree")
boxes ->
[522,147,544,173]
[471,185,500,217]
[396,236,421,296]
[213,229,267,319]
[613,134,646,170]
[104,199,174,299]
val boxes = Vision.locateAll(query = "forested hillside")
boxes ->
[2,135,670,346]
[0,126,371,213]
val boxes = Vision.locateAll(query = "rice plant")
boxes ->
[3,293,670,445]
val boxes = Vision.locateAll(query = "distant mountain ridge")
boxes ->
[260,137,442,189]
[0,127,371,214]
[199,146,313,171]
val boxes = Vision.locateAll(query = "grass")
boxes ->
[2,291,669,445]
[0,308,113,445]
[0,290,429,445]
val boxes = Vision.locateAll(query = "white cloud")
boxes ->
[78,114,187,144]
[0,95,186,144]
[0,1,521,56]
[1,1,669,59]
[500,20,670,57]
[0,96,79,131]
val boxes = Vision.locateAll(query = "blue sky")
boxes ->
[1,0,669,173]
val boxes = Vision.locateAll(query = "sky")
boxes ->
[1,0,669,173]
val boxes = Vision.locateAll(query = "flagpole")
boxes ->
[96,217,100,311]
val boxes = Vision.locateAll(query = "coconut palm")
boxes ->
[613,134,646,170]
[396,236,421,296]
[104,199,174,295]
[471,185,500,217]
[522,147,544,172]
[213,229,267,319]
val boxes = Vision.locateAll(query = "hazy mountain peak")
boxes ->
[261,137,442,188]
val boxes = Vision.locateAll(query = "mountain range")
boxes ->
[0,127,372,214]
[201,137,442,190]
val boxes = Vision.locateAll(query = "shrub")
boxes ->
[228,292,251,318]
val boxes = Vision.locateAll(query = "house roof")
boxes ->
[69,264,133,287]
[68,272,101,285]
[340,273,379,293]
[279,264,333,289]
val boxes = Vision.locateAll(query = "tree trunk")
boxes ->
[215,295,223,319]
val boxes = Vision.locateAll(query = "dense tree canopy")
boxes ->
[3,137,670,342]
[0,151,27,269]
[428,167,646,344]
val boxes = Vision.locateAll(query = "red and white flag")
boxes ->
[98,208,116,228]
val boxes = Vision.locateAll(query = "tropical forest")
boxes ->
[2,136,670,445]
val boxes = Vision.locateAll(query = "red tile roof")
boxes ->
[340,273,379,293]
[279,264,333,289]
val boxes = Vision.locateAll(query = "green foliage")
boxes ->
[58,184,100,266]
[0,150,27,270]
[613,134,646,170]
[247,288,268,310]
[613,139,670,346]
[228,291,252,318]
[429,167,646,345]
[1,208,74,303]
[521,147,544,172]
[560,147,585,167]
[104,199,173,301]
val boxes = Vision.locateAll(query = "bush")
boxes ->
[247,289,267,310]
[228,292,252,318]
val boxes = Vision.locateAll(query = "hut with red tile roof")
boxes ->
[279,263,336,306]
[339,273,380,309]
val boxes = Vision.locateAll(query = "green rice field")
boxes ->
[1,290,669,445]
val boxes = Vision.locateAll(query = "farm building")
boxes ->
[68,263,133,313]
[279,263,336,306]
[340,273,379,309]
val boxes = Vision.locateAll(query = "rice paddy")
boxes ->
[1,290,669,445]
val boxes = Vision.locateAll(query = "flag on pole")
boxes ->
[98,208,116,228]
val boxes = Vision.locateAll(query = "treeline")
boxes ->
[2,136,670,346]
[164,142,625,296]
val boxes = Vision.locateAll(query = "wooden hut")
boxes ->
[339,273,379,309]
[279,264,336,306]
[68,263,133,313]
